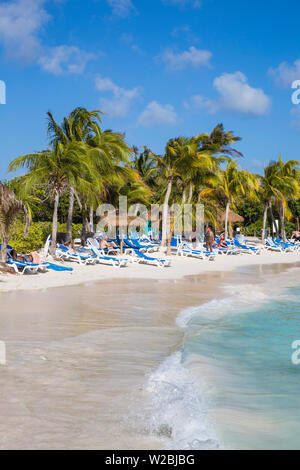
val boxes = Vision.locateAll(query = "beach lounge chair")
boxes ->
[6,259,42,275]
[123,238,156,253]
[265,238,293,252]
[178,242,216,261]
[274,238,299,251]
[170,237,182,255]
[140,236,160,247]
[234,239,261,255]
[90,248,128,268]
[131,238,159,252]
[86,237,121,255]
[56,244,96,265]
[265,238,284,252]
[131,249,171,267]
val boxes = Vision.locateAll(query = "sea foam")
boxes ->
[176,283,275,328]
[143,351,220,450]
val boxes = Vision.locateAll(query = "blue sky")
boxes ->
[0,0,300,178]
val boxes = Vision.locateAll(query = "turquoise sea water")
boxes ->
[145,270,300,450]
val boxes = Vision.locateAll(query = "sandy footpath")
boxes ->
[0,248,300,293]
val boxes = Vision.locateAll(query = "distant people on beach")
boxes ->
[10,250,26,262]
[291,231,300,242]
[205,227,215,252]
[218,232,228,248]
[235,227,245,244]
[100,236,118,251]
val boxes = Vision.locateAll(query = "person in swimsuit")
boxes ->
[206,227,215,252]
[218,232,228,248]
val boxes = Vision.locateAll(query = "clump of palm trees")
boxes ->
[1,113,299,259]
[8,107,137,254]
[0,182,29,262]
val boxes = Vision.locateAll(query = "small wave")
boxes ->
[143,351,220,450]
[176,283,276,328]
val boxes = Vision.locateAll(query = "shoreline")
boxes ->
[1,250,300,293]
[0,260,299,449]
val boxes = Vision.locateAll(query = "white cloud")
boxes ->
[138,101,178,126]
[106,0,136,17]
[269,59,300,88]
[183,72,271,116]
[95,75,142,118]
[0,0,49,62]
[161,46,212,70]
[211,72,271,115]
[162,0,202,9]
[39,46,96,75]
[185,72,271,115]
[0,0,95,76]
[183,94,215,111]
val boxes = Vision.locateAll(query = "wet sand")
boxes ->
[0,262,299,449]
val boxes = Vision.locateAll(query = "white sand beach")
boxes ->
[0,261,299,450]
[1,249,300,293]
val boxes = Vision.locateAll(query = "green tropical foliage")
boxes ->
[2,109,299,258]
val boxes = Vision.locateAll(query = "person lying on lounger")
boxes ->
[25,252,41,264]
[65,240,75,250]
[100,237,118,252]
[291,231,300,242]
[218,233,228,248]
[10,250,26,262]
[64,240,94,256]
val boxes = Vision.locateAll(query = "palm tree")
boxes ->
[47,107,104,240]
[0,182,29,262]
[85,129,134,235]
[154,137,213,247]
[259,162,279,241]
[200,159,259,239]
[8,142,93,255]
[272,154,299,241]
[201,123,243,158]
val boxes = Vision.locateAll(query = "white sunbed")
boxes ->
[90,248,128,268]
[178,242,216,261]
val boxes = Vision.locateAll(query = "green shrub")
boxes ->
[244,219,263,237]
[9,220,45,253]
[8,220,83,253]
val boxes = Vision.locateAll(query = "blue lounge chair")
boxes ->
[130,238,159,252]
[265,238,294,252]
[178,242,216,261]
[234,239,261,255]
[274,238,299,251]
[56,244,96,264]
[86,237,121,255]
[123,238,156,253]
[132,249,171,267]
[90,248,128,268]
[6,258,42,275]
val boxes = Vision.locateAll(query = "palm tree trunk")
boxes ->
[50,191,59,256]
[280,202,286,242]
[296,216,299,232]
[182,185,187,205]
[187,183,193,204]
[89,207,94,232]
[225,199,230,240]
[269,201,277,237]
[66,186,74,242]
[262,202,268,242]
[161,177,173,248]
[81,200,89,244]
[0,233,9,263]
